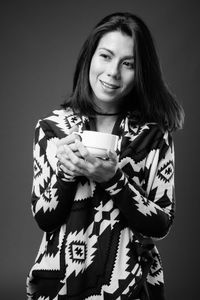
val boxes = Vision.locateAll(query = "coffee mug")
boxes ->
[74,130,119,158]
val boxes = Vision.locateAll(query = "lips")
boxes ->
[100,80,120,90]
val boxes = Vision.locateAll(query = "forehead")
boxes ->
[97,31,134,57]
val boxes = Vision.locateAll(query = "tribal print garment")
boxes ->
[27,108,174,300]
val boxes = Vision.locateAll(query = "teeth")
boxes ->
[101,81,118,89]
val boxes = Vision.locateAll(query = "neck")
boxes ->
[93,101,121,116]
[95,114,118,133]
[95,111,120,116]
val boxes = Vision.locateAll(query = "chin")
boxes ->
[96,92,121,103]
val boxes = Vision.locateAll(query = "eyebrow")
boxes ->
[98,47,134,60]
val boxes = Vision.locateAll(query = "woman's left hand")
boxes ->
[63,140,119,183]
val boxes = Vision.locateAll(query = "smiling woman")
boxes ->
[89,31,135,114]
[27,12,184,300]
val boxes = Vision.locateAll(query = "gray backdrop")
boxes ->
[1,0,199,299]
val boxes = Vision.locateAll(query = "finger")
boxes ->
[57,141,82,157]
[60,162,85,177]
[107,150,118,163]
[59,164,77,176]
[64,144,81,164]
[75,140,96,163]
[63,144,93,173]
[68,143,82,157]
[57,127,79,147]
[59,155,83,175]
[57,136,74,148]
[56,145,65,156]
[68,125,79,134]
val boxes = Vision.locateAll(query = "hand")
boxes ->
[59,139,118,183]
[56,125,81,157]
[56,126,82,178]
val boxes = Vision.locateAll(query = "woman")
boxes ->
[27,12,184,299]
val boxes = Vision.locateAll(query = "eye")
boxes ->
[99,53,111,60]
[123,61,135,69]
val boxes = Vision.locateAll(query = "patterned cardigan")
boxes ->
[27,108,175,300]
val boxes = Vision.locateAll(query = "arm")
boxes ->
[100,129,175,239]
[31,120,77,232]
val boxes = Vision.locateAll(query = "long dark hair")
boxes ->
[62,12,184,131]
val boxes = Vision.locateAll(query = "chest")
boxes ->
[95,116,118,133]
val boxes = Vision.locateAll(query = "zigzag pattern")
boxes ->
[27,108,175,299]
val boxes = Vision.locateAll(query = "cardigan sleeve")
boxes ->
[100,127,175,239]
[31,120,77,232]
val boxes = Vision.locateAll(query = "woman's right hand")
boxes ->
[56,125,79,153]
[56,126,83,178]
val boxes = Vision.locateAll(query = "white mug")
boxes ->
[74,130,119,158]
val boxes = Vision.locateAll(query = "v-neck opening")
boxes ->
[86,114,125,136]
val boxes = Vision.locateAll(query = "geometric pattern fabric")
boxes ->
[27,108,175,300]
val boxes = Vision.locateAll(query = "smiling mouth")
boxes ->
[100,80,120,90]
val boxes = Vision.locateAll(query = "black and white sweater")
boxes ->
[27,108,175,300]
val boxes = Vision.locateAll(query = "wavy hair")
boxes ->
[62,12,184,131]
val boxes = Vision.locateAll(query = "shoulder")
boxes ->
[123,115,173,155]
[43,107,80,127]
[35,108,83,138]
[138,123,171,146]
[120,119,174,177]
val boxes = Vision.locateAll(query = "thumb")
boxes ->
[107,150,118,162]
[68,125,79,134]
[57,126,79,147]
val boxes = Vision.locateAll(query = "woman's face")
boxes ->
[89,30,135,112]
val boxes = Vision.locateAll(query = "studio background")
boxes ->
[1,1,199,299]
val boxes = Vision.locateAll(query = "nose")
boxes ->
[107,61,120,79]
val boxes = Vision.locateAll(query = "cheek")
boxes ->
[89,60,101,94]
[89,57,103,79]
[89,60,97,87]
[123,73,135,91]
[89,64,95,90]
